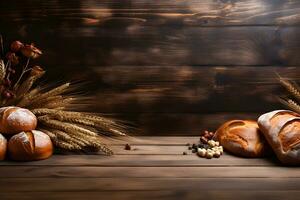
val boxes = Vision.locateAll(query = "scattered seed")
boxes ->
[125,144,131,150]
[206,152,214,159]
[214,151,221,158]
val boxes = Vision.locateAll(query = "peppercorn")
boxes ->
[192,143,197,149]
[183,151,187,155]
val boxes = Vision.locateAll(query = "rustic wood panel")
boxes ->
[1,0,300,135]
[113,113,262,135]
[1,1,300,68]
[93,66,300,113]
[0,136,297,200]
[1,178,300,191]
[0,166,298,178]
[2,191,300,200]
[1,27,300,67]
[2,0,300,26]
[0,154,277,167]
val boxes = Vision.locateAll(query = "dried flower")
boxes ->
[10,41,24,52]
[21,44,42,59]
[30,65,45,77]
[6,52,19,65]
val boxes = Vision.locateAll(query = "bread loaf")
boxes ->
[0,106,37,134]
[0,133,7,160]
[214,120,269,157]
[258,110,300,165]
[8,130,53,161]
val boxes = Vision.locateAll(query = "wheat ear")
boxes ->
[32,109,126,136]
[278,97,300,114]
[38,116,98,137]
[38,128,81,151]
[279,78,300,101]
[19,83,70,107]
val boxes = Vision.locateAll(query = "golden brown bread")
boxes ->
[8,130,53,161]
[214,120,269,157]
[0,106,37,134]
[0,133,7,160]
[258,110,300,165]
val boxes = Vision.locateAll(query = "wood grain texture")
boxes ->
[1,0,300,135]
[2,191,300,200]
[2,27,300,67]
[94,66,300,113]
[2,0,300,26]
[0,136,298,200]
[0,166,298,178]
[0,154,277,167]
[1,178,300,191]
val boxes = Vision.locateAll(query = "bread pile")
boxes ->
[0,106,53,161]
[215,110,300,165]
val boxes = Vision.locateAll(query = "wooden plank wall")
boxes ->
[0,0,300,135]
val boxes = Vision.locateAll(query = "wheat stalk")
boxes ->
[38,116,98,137]
[0,59,5,82]
[18,83,70,107]
[37,115,114,155]
[32,108,126,136]
[278,97,300,114]
[279,77,300,101]
[38,128,82,151]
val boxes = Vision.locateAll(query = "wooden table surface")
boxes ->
[0,136,299,200]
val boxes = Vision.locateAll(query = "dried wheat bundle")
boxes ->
[0,38,129,155]
[278,76,300,114]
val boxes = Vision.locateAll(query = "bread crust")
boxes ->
[8,130,53,161]
[0,106,37,134]
[0,134,6,160]
[214,120,268,157]
[258,110,300,165]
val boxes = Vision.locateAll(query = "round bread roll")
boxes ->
[0,133,7,160]
[0,106,37,134]
[214,120,269,157]
[8,130,53,161]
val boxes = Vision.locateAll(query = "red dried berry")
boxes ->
[200,136,208,144]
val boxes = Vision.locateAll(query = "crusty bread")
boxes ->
[0,106,37,134]
[8,130,53,161]
[0,133,6,160]
[214,120,269,157]
[258,110,300,165]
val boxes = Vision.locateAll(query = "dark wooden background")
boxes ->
[0,0,300,135]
